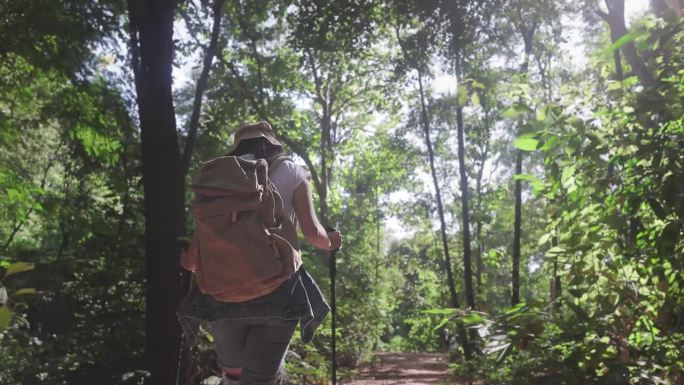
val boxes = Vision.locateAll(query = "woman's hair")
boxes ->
[229,137,283,161]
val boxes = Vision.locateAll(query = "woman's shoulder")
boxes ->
[275,158,308,176]
[270,158,309,183]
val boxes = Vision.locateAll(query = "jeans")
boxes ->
[210,317,298,385]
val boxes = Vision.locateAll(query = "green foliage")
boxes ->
[512,137,540,152]
[0,260,36,332]
[447,16,684,385]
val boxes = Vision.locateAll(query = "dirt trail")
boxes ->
[347,352,457,385]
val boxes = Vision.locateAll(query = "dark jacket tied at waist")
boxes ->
[177,266,329,345]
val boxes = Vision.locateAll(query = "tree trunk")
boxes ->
[599,6,648,255]
[650,0,683,19]
[512,23,535,307]
[318,107,332,226]
[512,150,522,306]
[308,51,333,226]
[417,72,459,311]
[455,102,475,310]
[127,2,186,384]
[475,153,484,295]
[475,137,488,298]
[417,70,471,360]
[550,236,561,314]
[612,46,624,81]
[475,214,483,290]
[474,94,490,300]
[602,0,656,88]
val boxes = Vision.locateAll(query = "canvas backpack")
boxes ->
[189,155,301,302]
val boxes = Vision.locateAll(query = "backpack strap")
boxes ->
[268,155,292,175]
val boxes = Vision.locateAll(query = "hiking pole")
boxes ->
[325,226,339,385]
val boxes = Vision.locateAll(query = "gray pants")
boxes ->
[210,317,298,385]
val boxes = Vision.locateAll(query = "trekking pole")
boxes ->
[325,226,339,385]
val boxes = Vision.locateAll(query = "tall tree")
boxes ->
[436,0,496,312]
[180,0,225,176]
[127,1,186,384]
[454,82,476,310]
[511,16,536,306]
[391,5,473,354]
[288,0,387,226]
[471,73,495,296]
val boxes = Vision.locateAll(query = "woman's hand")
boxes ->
[327,230,342,251]
[294,180,342,250]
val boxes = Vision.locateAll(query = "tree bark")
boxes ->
[512,150,522,306]
[455,102,475,310]
[417,72,459,311]
[474,98,490,297]
[307,50,333,226]
[127,2,186,385]
[512,22,535,306]
[612,45,624,81]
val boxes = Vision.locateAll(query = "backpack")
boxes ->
[188,155,301,302]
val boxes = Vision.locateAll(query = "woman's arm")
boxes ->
[293,180,342,250]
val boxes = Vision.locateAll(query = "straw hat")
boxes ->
[225,121,283,155]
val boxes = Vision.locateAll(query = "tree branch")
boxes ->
[213,55,323,192]
[181,0,225,176]
[3,139,64,251]
[234,0,266,107]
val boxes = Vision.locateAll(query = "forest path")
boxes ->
[347,352,460,385]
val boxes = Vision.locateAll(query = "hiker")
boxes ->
[177,121,342,385]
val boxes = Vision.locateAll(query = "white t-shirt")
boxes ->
[270,160,309,222]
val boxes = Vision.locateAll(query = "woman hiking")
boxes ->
[177,121,342,385]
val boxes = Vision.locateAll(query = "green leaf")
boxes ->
[537,233,552,247]
[6,188,22,202]
[502,107,521,119]
[432,316,453,332]
[545,246,565,256]
[0,306,11,331]
[15,288,36,296]
[513,173,544,192]
[536,107,546,121]
[608,33,636,52]
[607,81,623,91]
[471,92,480,106]
[461,313,485,325]
[457,85,468,106]
[422,308,458,316]
[513,138,539,151]
[3,262,35,279]
[469,79,485,89]
[504,302,527,315]
[561,165,576,185]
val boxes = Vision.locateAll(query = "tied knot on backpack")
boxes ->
[188,156,301,302]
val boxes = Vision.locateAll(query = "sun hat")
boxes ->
[225,121,283,155]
